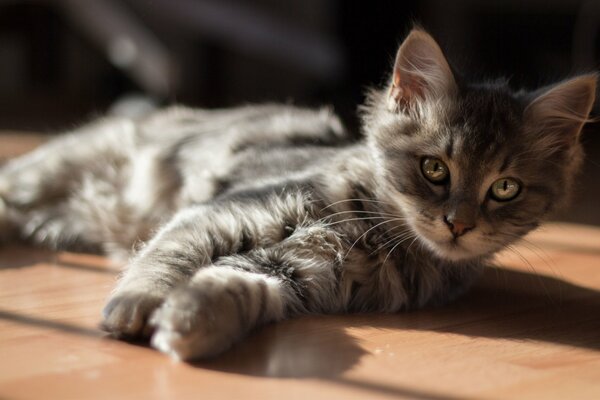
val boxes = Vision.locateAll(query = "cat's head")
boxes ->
[363,29,597,261]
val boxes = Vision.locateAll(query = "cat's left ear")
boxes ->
[524,74,597,143]
[389,29,457,112]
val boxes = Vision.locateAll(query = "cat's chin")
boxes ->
[428,240,479,262]
[416,234,485,262]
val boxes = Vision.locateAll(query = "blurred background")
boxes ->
[0,0,598,224]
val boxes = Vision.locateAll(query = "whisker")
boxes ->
[501,232,563,284]
[321,216,394,228]
[317,209,402,223]
[506,245,556,305]
[502,234,564,303]
[410,239,427,265]
[343,218,406,261]
[381,233,417,267]
[405,235,420,256]
[378,224,406,239]
[320,198,393,211]
[370,229,415,256]
[520,239,561,278]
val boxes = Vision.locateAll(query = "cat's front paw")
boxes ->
[149,285,240,360]
[101,292,164,338]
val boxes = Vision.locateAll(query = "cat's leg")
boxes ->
[0,117,135,244]
[0,117,134,209]
[149,267,286,359]
[230,105,347,147]
[101,193,313,338]
[149,223,346,360]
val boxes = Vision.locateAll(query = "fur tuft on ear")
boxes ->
[524,74,597,143]
[389,29,456,112]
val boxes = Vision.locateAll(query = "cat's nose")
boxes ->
[443,216,475,238]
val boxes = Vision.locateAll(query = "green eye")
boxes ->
[490,178,521,201]
[421,157,449,184]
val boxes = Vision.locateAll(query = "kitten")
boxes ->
[0,29,596,360]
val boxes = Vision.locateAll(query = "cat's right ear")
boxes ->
[389,29,456,112]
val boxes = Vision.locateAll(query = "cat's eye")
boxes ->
[490,178,521,201]
[421,157,449,184]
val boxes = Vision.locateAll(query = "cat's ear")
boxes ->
[524,74,597,143]
[389,29,456,112]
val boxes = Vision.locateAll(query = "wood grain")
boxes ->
[1,229,600,399]
[1,135,600,399]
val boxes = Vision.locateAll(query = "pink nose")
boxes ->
[443,216,475,238]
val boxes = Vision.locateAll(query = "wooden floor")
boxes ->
[0,227,599,400]
[2,135,600,399]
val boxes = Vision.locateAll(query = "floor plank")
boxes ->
[1,223,600,399]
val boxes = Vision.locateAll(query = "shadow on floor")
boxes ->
[194,266,600,379]
[0,243,117,275]
[0,309,103,337]
[2,262,599,392]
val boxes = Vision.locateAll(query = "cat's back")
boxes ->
[130,104,352,205]
[135,104,347,146]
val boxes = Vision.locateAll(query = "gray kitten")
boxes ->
[0,29,596,360]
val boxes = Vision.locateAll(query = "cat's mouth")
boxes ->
[411,221,481,261]
[433,238,473,260]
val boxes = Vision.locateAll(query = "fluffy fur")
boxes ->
[0,29,596,360]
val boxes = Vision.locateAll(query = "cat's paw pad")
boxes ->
[149,286,237,360]
[101,292,164,338]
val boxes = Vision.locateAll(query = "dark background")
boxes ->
[0,0,598,225]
